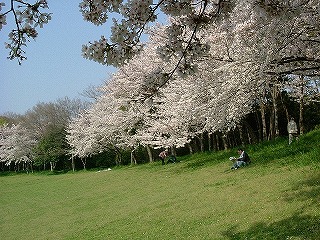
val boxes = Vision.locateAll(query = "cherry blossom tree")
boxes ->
[67,82,148,165]
[99,31,195,152]
[0,0,51,64]
[66,14,253,156]
[201,0,320,140]
[146,0,320,142]
[1,0,319,80]
[67,112,97,160]
[67,20,262,156]
[0,123,37,171]
[79,0,232,72]
[67,0,320,160]
[11,98,88,171]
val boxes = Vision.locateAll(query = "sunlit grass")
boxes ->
[1,130,320,239]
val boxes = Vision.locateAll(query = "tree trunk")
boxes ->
[196,133,205,152]
[114,146,122,166]
[50,162,56,171]
[146,145,154,163]
[267,81,280,140]
[271,84,280,138]
[208,132,212,152]
[299,75,304,135]
[29,162,34,173]
[237,124,245,146]
[260,101,268,141]
[255,110,262,142]
[71,155,75,172]
[81,158,86,170]
[215,133,220,151]
[187,142,193,154]
[260,86,269,141]
[269,106,275,140]
[170,146,176,156]
[222,133,228,150]
[243,121,258,144]
[279,90,290,122]
[130,148,137,165]
[227,130,237,147]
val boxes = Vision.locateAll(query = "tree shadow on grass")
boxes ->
[222,174,320,239]
[284,173,320,205]
[222,213,320,240]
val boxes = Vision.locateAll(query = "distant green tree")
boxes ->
[0,116,8,126]
[33,126,68,171]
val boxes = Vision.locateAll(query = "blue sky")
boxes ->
[0,1,116,115]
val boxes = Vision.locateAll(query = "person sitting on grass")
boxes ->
[230,148,251,170]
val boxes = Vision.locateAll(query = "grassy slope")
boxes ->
[1,130,320,239]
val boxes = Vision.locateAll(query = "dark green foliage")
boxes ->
[32,126,68,170]
[74,149,117,170]
[0,115,16,126]
[303,102,320,132]
[133,145,149,164]
[222,214,320,240]
[0,116,8,126]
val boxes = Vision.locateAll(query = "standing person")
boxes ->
[159,150,168,165]
[287,117,298,144]
[230,148,251,170]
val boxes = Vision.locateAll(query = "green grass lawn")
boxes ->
[1,130,320,239]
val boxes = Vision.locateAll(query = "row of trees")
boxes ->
[0,98,89,172]
[1,0,320,172]
[66,1,320,163]
[1,81,319,172]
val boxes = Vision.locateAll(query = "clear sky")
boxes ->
[0,1,116,115]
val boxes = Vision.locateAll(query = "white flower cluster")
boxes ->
[5,27,37,63]
[2,0,51,64]
[121,0,155,26]
[82,35,141,66]
[79,0,122,25]
[68,0,320,154]
[79,0,222,71]
[0,2,6,30]
[16,8,51,29]
[0,14,5,30]
[176,60,199,77]
[110,18,137,47]
[0,124,37,166]
[142,68,169,96]
[157,23,210,77]
[256,0,288,16]
[156,24,187,62]
[160,0,194,16]
[80,0,156,66]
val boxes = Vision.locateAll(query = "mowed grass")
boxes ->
[1,131,320,239]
